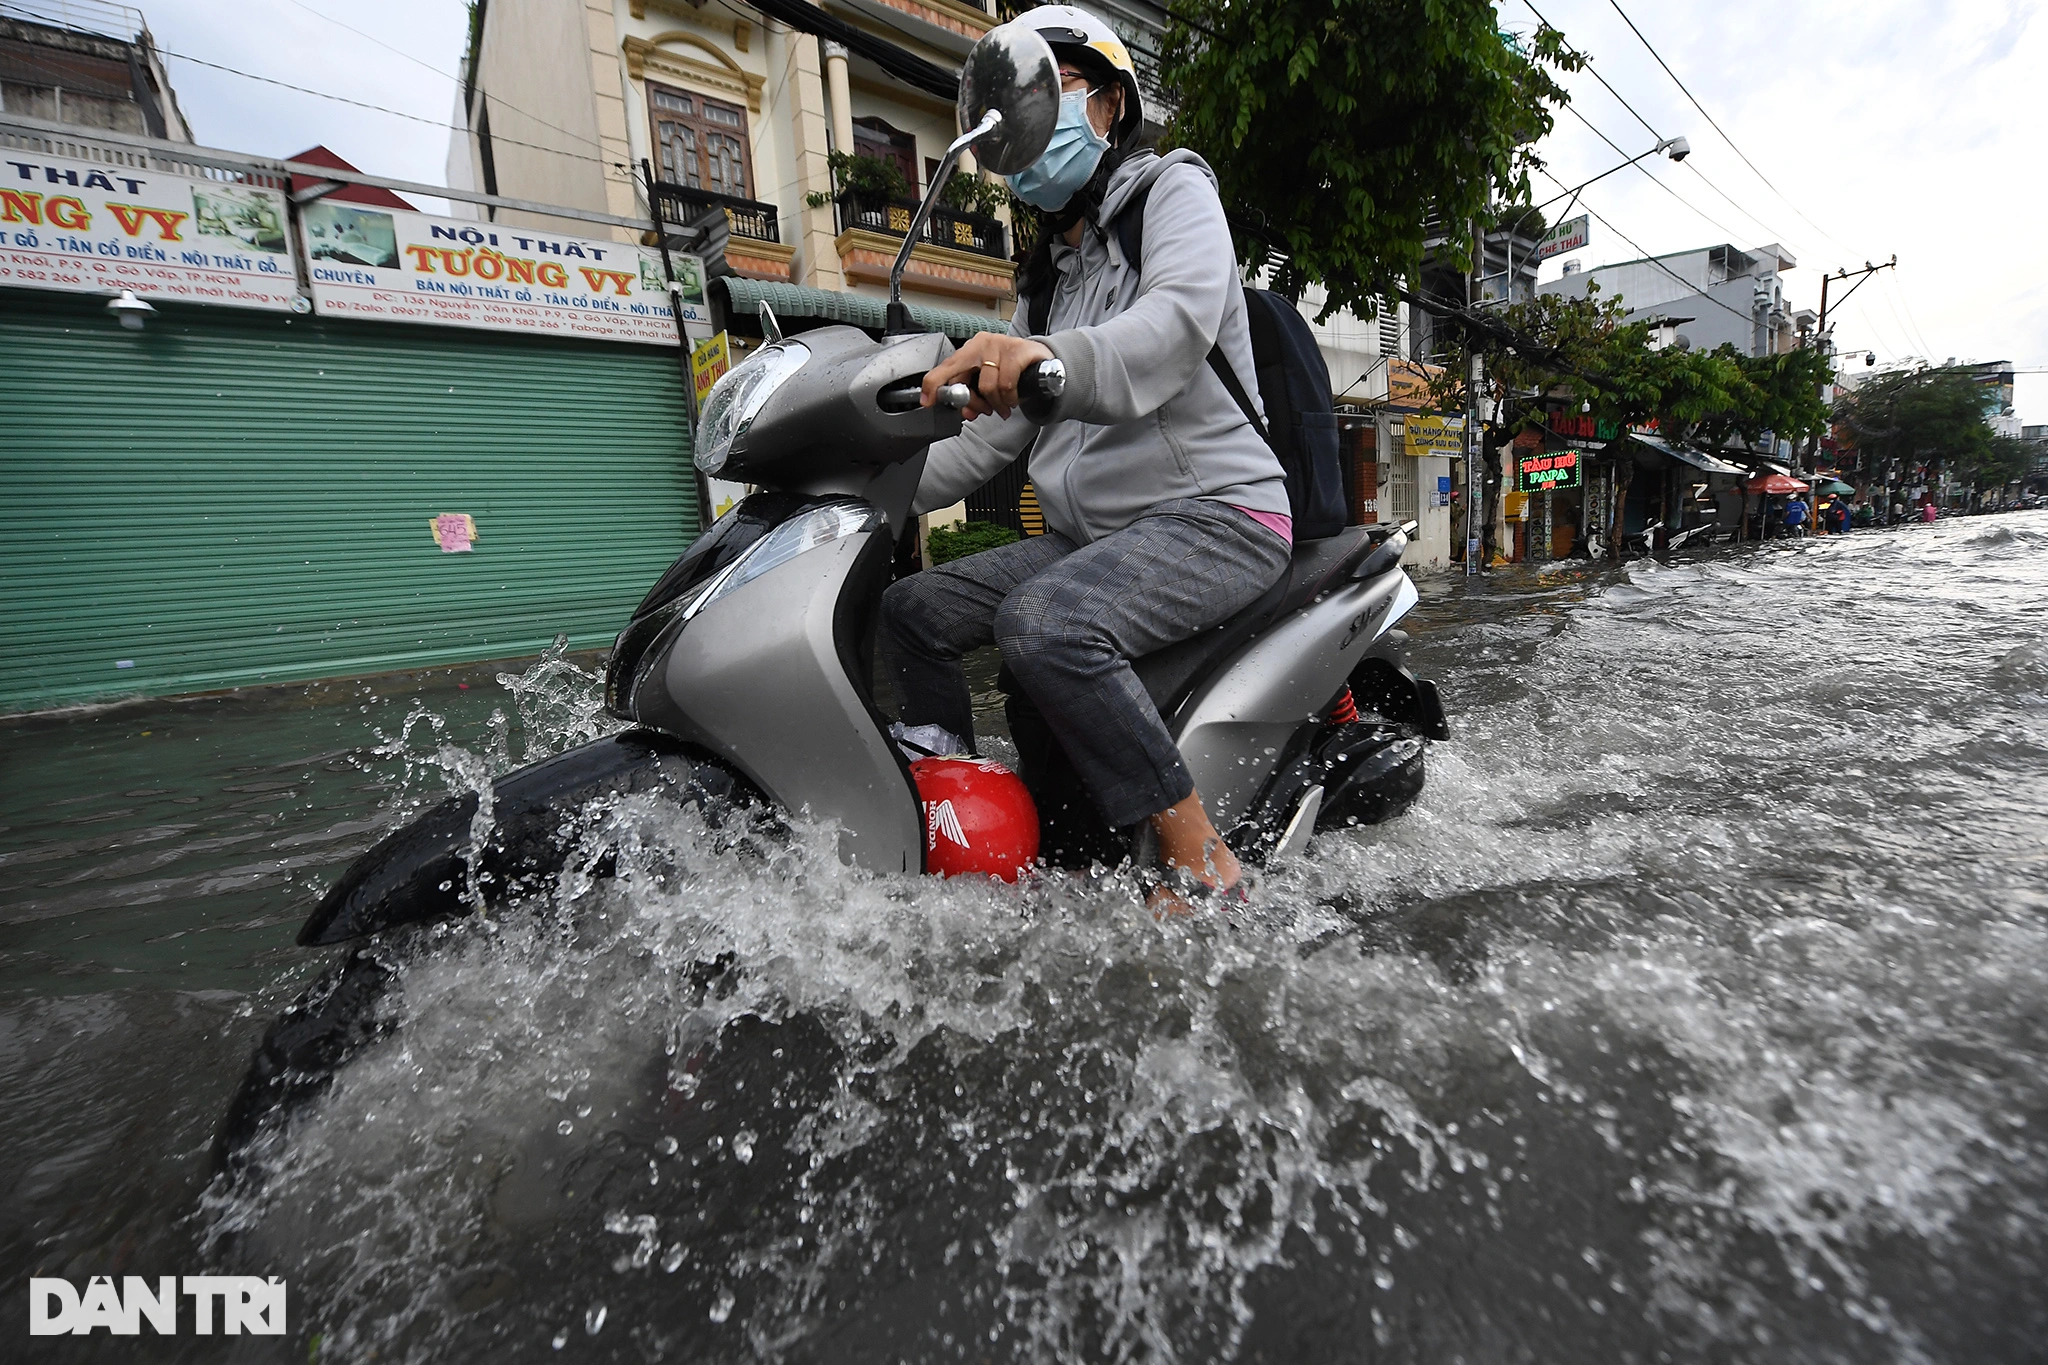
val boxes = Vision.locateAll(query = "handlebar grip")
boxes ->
[1017,357,1066,424]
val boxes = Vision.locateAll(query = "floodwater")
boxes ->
[5,513,2047,1363]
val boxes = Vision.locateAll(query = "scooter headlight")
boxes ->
[695,341,810,474]
[677,500,883,623]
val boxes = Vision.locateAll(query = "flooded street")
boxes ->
[5,513,2047,1363]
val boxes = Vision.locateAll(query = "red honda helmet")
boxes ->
[909,756,1039,881]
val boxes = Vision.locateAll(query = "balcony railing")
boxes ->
[651,181,779,244]
[835,190,1008,263]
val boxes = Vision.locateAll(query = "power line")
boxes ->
[1529,2,1924,368]
[276,0,609,158]
[154,47,627,176]
[1604,0,1853,255]
[1518,0,1798,252]
[278,0,459,86]
[1531,165,1760,330]
[1883,273,1938,360]
[1553,99,1750,245]
[1875,273,1934,360]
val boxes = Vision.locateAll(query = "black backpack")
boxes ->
[1022,184,1348,540]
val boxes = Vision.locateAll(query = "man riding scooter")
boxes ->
[881,6,1291,907]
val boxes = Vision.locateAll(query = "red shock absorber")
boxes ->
[1327,686,1359,725]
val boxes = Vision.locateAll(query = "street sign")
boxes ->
[1536,214,1590,261]
[1404,413,1466,457]
[1517,447,1584,492]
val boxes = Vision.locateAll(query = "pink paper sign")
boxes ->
[432,513,477,553]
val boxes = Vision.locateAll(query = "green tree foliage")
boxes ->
[1423,285,1830,560]
[1976,435,2037,490]
[1833,366,2001,484]
[1435,285,1832,445]
[1161,0,1579,320]
[926,520,1020,565]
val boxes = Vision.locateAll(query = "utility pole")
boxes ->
[1817,256,1897,340]
[1466,218,1484,576]
[1807,256,1898,501]
[643,158,712,531]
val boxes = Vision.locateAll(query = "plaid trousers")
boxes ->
[880,498,1290,827]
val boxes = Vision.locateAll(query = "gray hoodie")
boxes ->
[912,149,1289,545]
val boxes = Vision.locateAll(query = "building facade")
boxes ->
[1540,241,1804,358]
[0,1,190,141]
[447,1,1444,562]
[447,0,1018,324]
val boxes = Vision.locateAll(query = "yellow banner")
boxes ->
[1404,413,1466,458]
[691,331,731,408]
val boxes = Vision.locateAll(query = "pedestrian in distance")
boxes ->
[1781,496,1810,538]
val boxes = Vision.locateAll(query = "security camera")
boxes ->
[1663,136,1692,162]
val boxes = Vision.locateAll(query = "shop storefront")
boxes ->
[0,292,700,712]
[0,143,703,713]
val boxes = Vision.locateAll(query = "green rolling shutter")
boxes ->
[0,291,699,713]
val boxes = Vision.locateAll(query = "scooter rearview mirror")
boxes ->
[887,23,1057,334]
[956,22,1059,176]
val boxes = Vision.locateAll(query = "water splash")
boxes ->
[200,516,2048,1362]
[498,634,624,763]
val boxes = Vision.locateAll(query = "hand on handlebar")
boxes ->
[922,332,1055,421]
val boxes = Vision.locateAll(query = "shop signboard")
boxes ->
[1536,214,1590,261]
[668,251,712,336]
[301,203,679,345]
[0,154,297,309]
[690,331,731,407]
[1387,358,1444,409]
[1517,447,1584,493]
[1404,413,1466,457]
[1544,406,1620,442]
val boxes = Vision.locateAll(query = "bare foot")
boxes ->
[1145,790,1242,915]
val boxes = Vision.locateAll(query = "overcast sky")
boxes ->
[130,0,2044,424]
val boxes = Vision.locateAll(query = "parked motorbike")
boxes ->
[214,22,1448,1165]
[1635,517,1717,555]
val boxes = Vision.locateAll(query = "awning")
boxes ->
[1625,432,1749,476]
[716,278,1005,343]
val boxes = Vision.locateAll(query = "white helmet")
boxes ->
[1014,4,1144,144]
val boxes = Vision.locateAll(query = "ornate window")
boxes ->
[852,116,919,193]
[650,83,752,199]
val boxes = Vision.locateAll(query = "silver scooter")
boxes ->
[216,23,1446,1160]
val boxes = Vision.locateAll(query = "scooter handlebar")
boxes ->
[1017,357,1065,423]
[931,357,1065,419]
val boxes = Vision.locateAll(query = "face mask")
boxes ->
[1005,89,1111,211]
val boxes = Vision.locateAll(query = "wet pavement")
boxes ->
[4,514,2047,1362]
